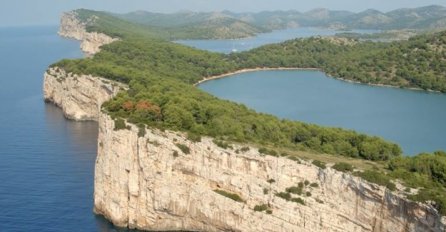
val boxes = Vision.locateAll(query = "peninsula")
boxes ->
[44,9,446,232]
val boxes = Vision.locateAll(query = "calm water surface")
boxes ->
[176,27,377,53]
[199,70,446,155]
[0,26,117,231]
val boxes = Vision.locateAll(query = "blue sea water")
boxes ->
[199,70,446,155]
[0,26,117,232]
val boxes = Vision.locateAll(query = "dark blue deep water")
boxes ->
[199,70,446,155]
[0,26,116,231]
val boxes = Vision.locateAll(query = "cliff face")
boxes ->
[94,112,445,232]
[59,11,118,55]
[43,68,125,121]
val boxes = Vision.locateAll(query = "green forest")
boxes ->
[54,9,446,214]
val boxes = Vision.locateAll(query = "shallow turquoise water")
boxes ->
[199,70,446,155]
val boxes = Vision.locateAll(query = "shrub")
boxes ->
[176,143,190,154]
[187,132,201,142]
[214,189,244,203]
[286,186,303,195]
[354,170,396,191]
[213,139,231,149]
[114,118,127,130]
[310,183,319,188]
[288,156,301,163]
[266,209,273,214]
[240,147,250,152]
[304,180,310,186]
[267,179,276,184]
[298,182,304,188]
[254,204,268,212]
[332,162,354,172]
[281,152,289,157]
[263,188,269,194]
[306,192,312,197]
[258,148,278,157]
[137,125,146,137]
[291,197,305,205]
[172,150,179,158]
[275,192,291,201]
[312,160,327,169]
[258,147,268,154]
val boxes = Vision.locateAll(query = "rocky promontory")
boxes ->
[59,11,118,55]
[43,67,125,121]
[41,10,446,232]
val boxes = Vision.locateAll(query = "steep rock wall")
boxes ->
[43,68,125,121]
[59,11,118,55]
[94,113,446,232]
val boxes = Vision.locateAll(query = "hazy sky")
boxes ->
[2,0,446,26]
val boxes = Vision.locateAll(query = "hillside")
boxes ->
[237,33,446,92]
[114,5,446,33]
[73,5,446,42]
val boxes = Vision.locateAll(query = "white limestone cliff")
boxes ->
[93,112,445,232]
[43,67,125,121]
[59,11,118,55]
[43,66,446,232]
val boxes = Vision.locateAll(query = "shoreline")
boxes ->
[194,67,321,86]
[195,67,442,94]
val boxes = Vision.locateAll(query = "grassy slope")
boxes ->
[55,9,446,214]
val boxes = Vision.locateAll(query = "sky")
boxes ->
[2,0,446,26]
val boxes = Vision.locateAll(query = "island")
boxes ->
[44,9,446,232]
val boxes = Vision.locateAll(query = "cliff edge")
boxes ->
[93,112,445,232]
[43,67,125,121]
[59,11,118,55]
[43,66,446,231]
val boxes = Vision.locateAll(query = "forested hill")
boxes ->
[76,9,265,40]
[236,32,446,92]
[76,6,446,40]
[115,5,446,32]
[54,9,446,213]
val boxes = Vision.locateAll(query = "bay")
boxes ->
[199,70,446,155]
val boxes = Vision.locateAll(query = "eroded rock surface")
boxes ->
[59,11,118,55]
[94,113,445,232]
[43,68,125,121]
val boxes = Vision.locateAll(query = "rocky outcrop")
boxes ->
[59,11,118,55]
[43,68,125,121]
[94,113,445,232]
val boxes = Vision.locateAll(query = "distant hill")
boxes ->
[114,11,266,39]
[225,5,446,30]
[111,5,446,39]
[76,5,446,40]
